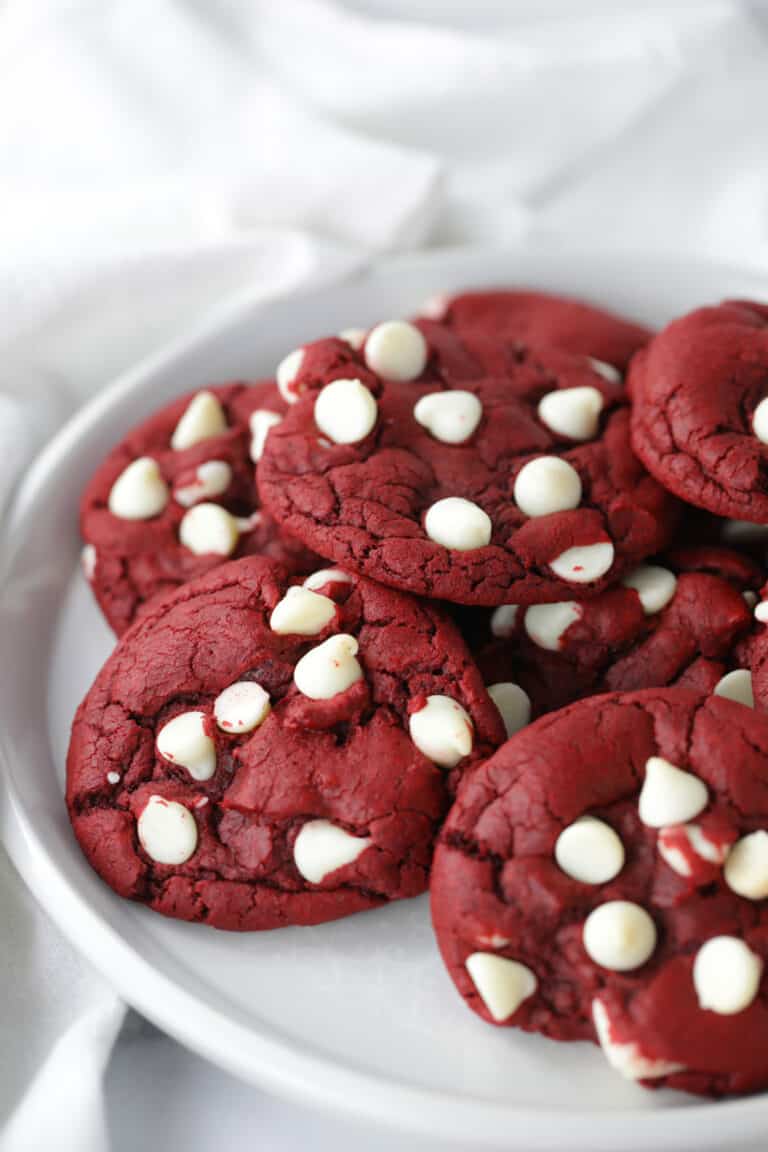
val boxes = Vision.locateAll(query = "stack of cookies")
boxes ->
[69,290,768,1098]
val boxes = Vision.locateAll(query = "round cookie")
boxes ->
[431,688,768,1097]
[67,556,504,930]
[419,288,651,374]
[258,324,678,607]
[81,381,318,634]
[461,546,761,734]
[630,300,768,522]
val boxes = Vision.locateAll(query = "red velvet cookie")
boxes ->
[630,301,768,522]
[420,288,651,374]
[431,688,768,1097]
[459,546,760,736]
[258,323,677,607]
[81,381,318,634]
[67,556,504,930]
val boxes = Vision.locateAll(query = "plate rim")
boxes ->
[4,243,768,1150]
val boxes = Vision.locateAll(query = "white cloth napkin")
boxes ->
[2,2,768,1149]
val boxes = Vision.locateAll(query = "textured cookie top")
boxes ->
[431,688,768,1097]
[67,556,504,931]
[258,323,677,607]
[81,381,316,634]
[630,301,768,522]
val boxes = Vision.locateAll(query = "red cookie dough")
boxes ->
[81,381,318,634]
[630,300,768,522]
[258,328,678,606]
[461,547,760,728]
[67,556,504,930]
[431,688,768,1097]
[423,288,651,373]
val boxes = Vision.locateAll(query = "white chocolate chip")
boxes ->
[365,320,427,381]
[592,998,684,1081]
[174,460,232,508]
[179,503,240,556]
[583,901,657,971]
[744,590,758,609]
[249,410,282,462]
[752,397,768,444]
[170,391,227,451]
[106,771,120,785]
[81,544,97,581]
[524,602,581,651]
[537,387,604,442]
[465,953,537,1022]
[487,682,531,738]
[413,390,483,445]
[408,695,473,768]
[513,456,582,518]
[639,756,708,829]
[293,819,371,883]
[303,568,353,592]
[424,497,492,551]
[490,604,519,638]
[156,711,216,781]
[213,681,271,734]
[418,293,449,320]
[723,519,768,544]
[621,565,677,615]
[756,601,768,624]
[713,668,754,708]
[293,634,363,700]
[550,541,615,584]
[588,358,622,384]
[235,511,262,533]
[314,378,378,445]
[108,457,169,521]
[658,822,731,878]
[338,327,367,350]
[725,830,768,900]
[137,795,198,865]
[276,348,304,403]
[693,936,763,1015]
[555,817,625,885]
[270,586,336,636]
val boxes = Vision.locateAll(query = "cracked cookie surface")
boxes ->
[67,555,504,930]
[431,688,768,1097]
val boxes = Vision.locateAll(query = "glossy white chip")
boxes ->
[550,541,615,584]
[424,497,492,551]
[555,817,625,885]
[490,604,518,639]
[621,565,677,615]
[409,695,473,768]
[756,601,768,624]
[156,711,216,781]
[588,357,622,384]
[752,397,768,445]
[338,327,367,350]
[413,390,483,444]
[293,634,363,700]
[171,390,227,451]
[465,953,537,1022]
[314,378,378,445]
[693,936,763,1015]
[713,668,754,708]
[293,819,371,883]
[81,544,97,582]
[524,602,581,651]
[638,756,708,829]
[487,682,531,738]
[513,456,582,518]
[270,586,336,636]
[537,386,604,442]
[418,293,449,320]
[174,460,232,508]
[108,457,169,521]
[138,796,198,865]
[364,320,427,381]
[276,348,304,403]
[213,681,271,734]
[657,822,731,878]
[302,568,353,593]
[249,410,282,462]
[724,830,768,900]
[593,998,684,1081]
[179,503,240,556]
[744,590,758,609]
[583,901,657,971]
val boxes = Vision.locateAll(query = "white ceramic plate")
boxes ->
[3,246,768,1152]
